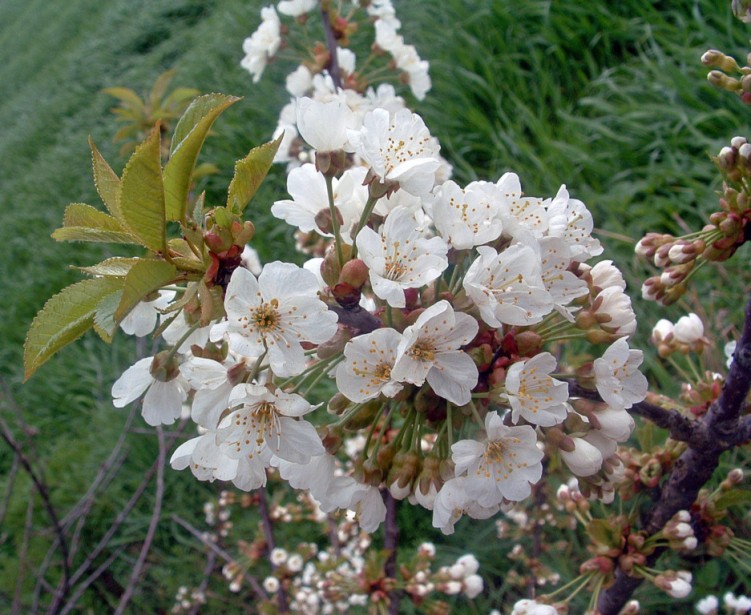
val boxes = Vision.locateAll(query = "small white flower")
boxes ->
[119,290,174,337]
[463,574,484,599]
[589,260,627,290]
[296,97,356,152]
[664,571,692,599]
[594,338,648,410]
[545,184,602,260]
[538,237,588,320]
[673,313,704,344]
[348,108,441,196]
[452,411,544,506]
[511,599,559,615]
[263,576,280,593]
[336,328,404,402]
[112,356,188,426]
[593,286,637,338]
[463,244,553,327]
[505,352,569,427]
[429,180,504,249]
[210,263,338,377]
[277,0,316,17]
[391,301,479,406]
[240,7,281,83]
[356,205,449,307]
[270,547,288,566]
[559,437,603,477]
[695,595,718,614]
[285,65,313,97]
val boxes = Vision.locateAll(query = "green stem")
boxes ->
[351,195,379,258]
[325,175,345,268]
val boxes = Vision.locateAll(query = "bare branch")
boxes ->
[12,488,35,615]
[329,304,382,334]
[171,513,268,601]
[258,486,289,613]
[0,414,71,610]
[188,550,218,615]
[598,291,751,614]
[114,427,167,615]
[59,546,127,615]
[382,489,401,615]
[567,381,700,444]
[320,1,342,90]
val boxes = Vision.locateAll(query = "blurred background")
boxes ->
[1,0,750,612]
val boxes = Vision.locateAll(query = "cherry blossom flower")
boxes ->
[356,205,448,307]
[431,477,501,535]
[296,97,355,152]
[429,180,504,249]
[452,411,544,506]
[538,237,588,320]
[336,328,404,402]
[463,244,553,327]
[511,599,560,615]
[272,164,367,243]
[210,263,338,377]
[592,286,637,338]
[112,355,188,426]
[240,7,281,83]
[494,173,548,239]
[276,0,317,17]
[545,184,603,260]
[505,352,569,426]
[180,356,248,429]
[559,436,603,477]
[211,384,323,490]
[348,108,441,196]
[594,338,648,410]
[673,313,704,344]
[119,290,174,337]
[391,301,479,405]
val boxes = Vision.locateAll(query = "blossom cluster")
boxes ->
[239,0,434,169]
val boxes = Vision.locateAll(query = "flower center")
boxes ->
[252,299,280,331]
[408,339,436,362]
[373,362,392,380]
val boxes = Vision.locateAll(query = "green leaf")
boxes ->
[89,137,122,219]
[52,227,141,244]
[714,489,751,511]
[53,204,137,244]
[114,259,178,324]
[102,86,145,112]
[149,69,176,110]
[163,94,240,222]
[24,277,124,381]
[119,124,166,252]
[94,289,124,342]
[227,134,282,213]
[76,257,142,277]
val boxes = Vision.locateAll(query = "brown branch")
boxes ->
[258,486,289,613]
[382,489,401,615]
[58,546,127,615]
[567,381,701,444]
[113,427,167,615]
[188,549,218,615]
[171,513,268,601]
[12,488,35,615]
[329,304,382,334]
[320,1,342,90]
[597,291,751,614]
[0,414,71,611]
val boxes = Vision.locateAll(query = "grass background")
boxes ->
[0,0,750,612]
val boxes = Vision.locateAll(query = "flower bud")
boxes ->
[150,350,180,382]
[559,437,604,477]
[339,258,369,289]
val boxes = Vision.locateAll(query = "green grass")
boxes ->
[1,0,750,612]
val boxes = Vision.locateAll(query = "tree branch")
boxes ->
[113,427,167,615]
[171,513,268,601]
[382,489,401,615]
[258,486,289,613]
[320,1,342,90]
[329,304,382,334]
[597,291,751,614]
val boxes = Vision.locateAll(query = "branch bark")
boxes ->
[382,489,401,615]
[320,1,342,91]
[597,291,751,614]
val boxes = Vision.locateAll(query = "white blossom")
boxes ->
[210,264,338,377]
[505,352,569,426]
[119,290,174,337]
[348,108,441,196]
[429,180,504,249]
[296,97,355,152]
[594,338,648,410]
[463,244,553,327]
[336,328,404,402]
[240,7,281,83]
[545,184,602,260]
[673,313,704,344]
[452,411,544,506]
[391,301,479,405]
[356,205,448,307]
[111,356,188,426]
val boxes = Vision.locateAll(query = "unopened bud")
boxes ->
[339,258,369,289]
[150,350,180,382]
[708,71,741,92]
[702,50,738,72]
